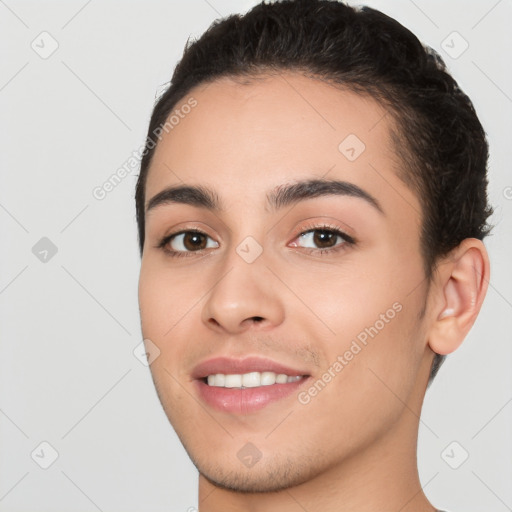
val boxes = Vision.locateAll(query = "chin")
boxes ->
[189,449,322,494]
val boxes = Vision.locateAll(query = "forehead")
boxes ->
[144,71,419,221]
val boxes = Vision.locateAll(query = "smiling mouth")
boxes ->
[194,358,312,413]
[203,371,308,388]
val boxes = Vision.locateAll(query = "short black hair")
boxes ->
[135,0,493,382]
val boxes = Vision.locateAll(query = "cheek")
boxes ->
[138,259,197,338]
[138,257,216,382]
[279,251,401,340]
[293,305,423,452]
[282,248,425,385]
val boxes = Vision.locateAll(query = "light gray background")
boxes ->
[1,0,511,511]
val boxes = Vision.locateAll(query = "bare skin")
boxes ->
[138,71,489,512]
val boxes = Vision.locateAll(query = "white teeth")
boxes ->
[275,374,288,384]
[260,371,276,386]
[205,371,304,388]
[242,372,261,388]
[224,374,242,388]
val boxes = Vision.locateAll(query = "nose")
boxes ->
[201,251,285,335]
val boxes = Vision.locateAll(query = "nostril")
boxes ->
[252,316,264,322]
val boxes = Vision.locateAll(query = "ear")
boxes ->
[428,238,490,355]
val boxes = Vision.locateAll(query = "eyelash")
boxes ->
[156,223,356,259]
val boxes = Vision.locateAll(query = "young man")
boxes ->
[135,1,492,510]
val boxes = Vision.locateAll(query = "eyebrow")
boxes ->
[145,178,384,215]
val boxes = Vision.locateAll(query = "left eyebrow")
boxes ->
[266,178,384,215]
[145,178,384,215]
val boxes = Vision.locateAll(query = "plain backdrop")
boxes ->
[1,1,511,511]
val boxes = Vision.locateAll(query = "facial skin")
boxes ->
[138,72,489,512]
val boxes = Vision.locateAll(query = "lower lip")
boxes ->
[195,378,309,414]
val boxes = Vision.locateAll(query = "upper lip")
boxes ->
[192,356,310,379]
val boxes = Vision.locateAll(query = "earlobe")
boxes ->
[428,239,490,356]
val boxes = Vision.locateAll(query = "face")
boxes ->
[138,72,435,492]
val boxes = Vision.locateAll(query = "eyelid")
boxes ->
[156,221,219,247]
[290,221,356,246]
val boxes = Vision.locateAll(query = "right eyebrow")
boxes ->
[145,184,222,213]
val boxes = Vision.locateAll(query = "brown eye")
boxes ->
[311,230,338,248]
[296,229,347,250]
[167,231,219,253]
[182,232,207,250]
